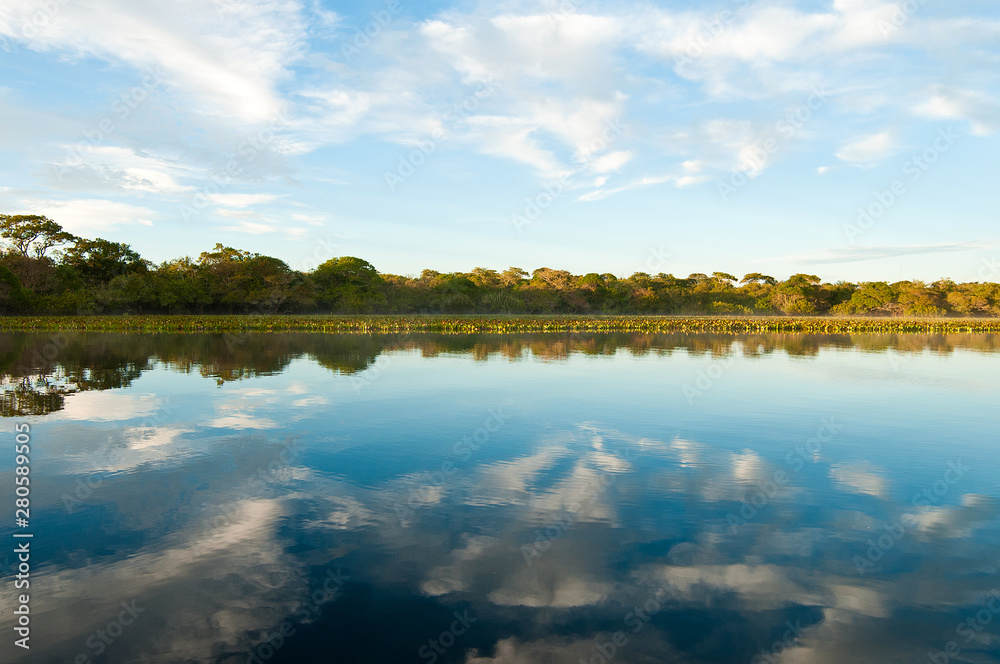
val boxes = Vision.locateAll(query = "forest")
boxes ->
[2,214,999,317]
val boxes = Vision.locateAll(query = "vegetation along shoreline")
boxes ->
[1,315,999,334]
[2,216,1000,319]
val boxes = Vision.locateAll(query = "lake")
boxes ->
[2,331,999,663]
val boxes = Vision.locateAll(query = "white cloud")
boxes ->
[835,131,896,164]
[0,0,307,124]
[206,414,278,429]
[205,193,280,207]
[51,391,163,421]
[830,462,887,498]
[588,150,633,174]
[51,146,192,194]
[915,86,1000,136]
[291,213,327,225]
[577,174,691,202]
[465,116,565,178]
[29,497,304,664]
[2,0,999,220]
[900,494,998,540]
[18,198,154,233]
[487,575,611,608]
[220,220,277,234]
[731,449,767,484]
[777,242,984,265]
[292,396,327,408]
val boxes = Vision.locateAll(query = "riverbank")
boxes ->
[1,314,999,334]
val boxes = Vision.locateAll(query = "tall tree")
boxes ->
[62,237,148,285]
[313,257,385,312]
[0,215,75,258]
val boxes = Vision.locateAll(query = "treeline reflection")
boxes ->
[1,331,997,416]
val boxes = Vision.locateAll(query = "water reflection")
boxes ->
[0,332,998,663]
[2,331,999,417]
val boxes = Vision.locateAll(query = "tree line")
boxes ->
[1,214,998,316]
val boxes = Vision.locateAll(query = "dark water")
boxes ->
[1,331,999,664]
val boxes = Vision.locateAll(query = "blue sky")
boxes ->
[0,0,998,281]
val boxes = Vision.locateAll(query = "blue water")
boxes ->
[1,332,998,663]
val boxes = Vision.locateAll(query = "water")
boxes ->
[1,332,999,663]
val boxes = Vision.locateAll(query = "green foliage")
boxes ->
[1,314,998,334]
[741,273,777,285]
[0,264,28,312]
[313,256,385,313]
[832,282,898,315]
[2,210,1000,319]
[61,237,147,285]
[0,214,74,258]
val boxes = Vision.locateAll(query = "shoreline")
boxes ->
[1,314,999,334]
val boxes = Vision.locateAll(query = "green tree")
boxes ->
[895,280,945,317]
[151,258,210,313]
[0,264,29,312]
[313,256,385,312]
[831,281,899,315]
[771,274,822,314]
[61,237,148,285]
[0,215,75,258]
[741,273,777,285]
[499,267,528,288]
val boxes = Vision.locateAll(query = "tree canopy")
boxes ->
[1,213,999,317]
[0,214,75,258]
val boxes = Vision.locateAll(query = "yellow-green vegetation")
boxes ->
[3,215,1000,318]
[1,315,999,334]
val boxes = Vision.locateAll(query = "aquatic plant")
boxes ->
[1,314,998,334]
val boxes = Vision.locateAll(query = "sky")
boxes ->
[0,0,998,282]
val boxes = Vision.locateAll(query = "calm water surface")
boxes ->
[1,332,999,663]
